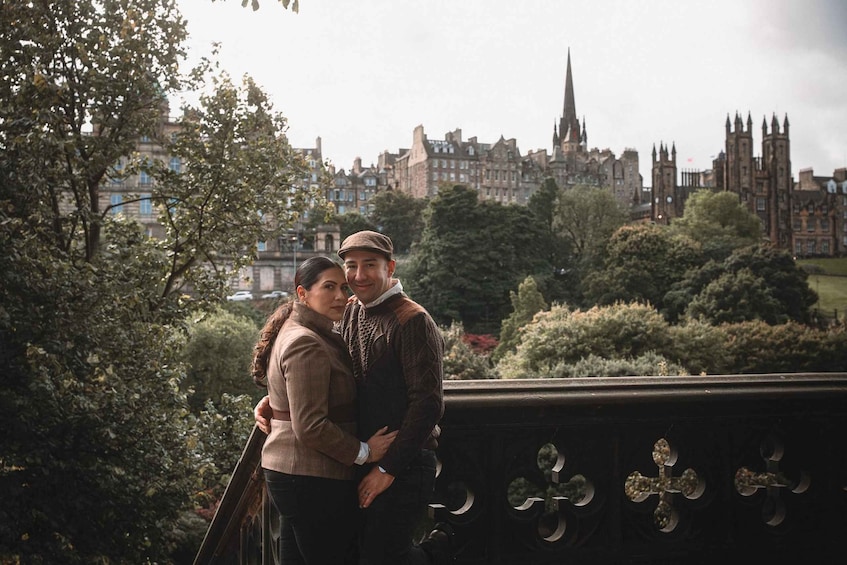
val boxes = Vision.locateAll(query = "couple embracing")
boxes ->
[252,230,453,565]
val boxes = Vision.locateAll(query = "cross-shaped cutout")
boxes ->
[625,438,703,532]
[734,434,810,526]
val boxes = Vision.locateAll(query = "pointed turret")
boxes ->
[557,48,581,153]
[771,113,780,134]
[580,116,587,145]
[783,114,790,134]
[726,114,732,133]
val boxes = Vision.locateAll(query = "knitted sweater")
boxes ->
[342,291,444,476]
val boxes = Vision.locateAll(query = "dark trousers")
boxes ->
[357,449,438,565]
[264,469,357,565]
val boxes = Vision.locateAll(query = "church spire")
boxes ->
[558,48,581,153]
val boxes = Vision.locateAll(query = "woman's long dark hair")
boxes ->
[251,256,344,387]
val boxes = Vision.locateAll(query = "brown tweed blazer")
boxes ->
[261,302,360,480]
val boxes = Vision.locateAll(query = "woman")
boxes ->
[252,256,396,564]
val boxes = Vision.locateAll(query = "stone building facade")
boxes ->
[385,51,642,208]
[650,112,847,257]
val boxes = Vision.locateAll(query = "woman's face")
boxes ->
[297,266,350,322]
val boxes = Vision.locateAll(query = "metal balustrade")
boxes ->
[195,373,847,564]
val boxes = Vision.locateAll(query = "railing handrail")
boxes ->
[194,372,847,564]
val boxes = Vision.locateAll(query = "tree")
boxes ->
[151,61,311,299]
[369,189,426,254]
[406,185,549,334]
[553,184,629,271]
[335,211,376,240]
[0,2,305,562]
[492,276,548,362]
[527,177,576,304]
[182,308,261,410]
[583,223,703,313]
[684,244,817,325]
[669,189,763,261]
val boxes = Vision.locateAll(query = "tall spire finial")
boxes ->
[558,48,580,152]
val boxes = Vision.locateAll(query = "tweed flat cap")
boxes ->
[338,230,394,260]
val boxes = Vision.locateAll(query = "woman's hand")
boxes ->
[254,395,272,434]
[365,426,398,462]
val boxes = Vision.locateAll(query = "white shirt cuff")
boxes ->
[355,441,369,465]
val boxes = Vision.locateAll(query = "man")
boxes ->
[255,230,452,565]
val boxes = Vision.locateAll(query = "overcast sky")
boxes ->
[176,0,847,184]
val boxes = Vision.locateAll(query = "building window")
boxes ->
[756,197,765,211]
[795,240,803,255]
[821,219,830,231]
[110,194,123,215]
[807,240,816,254]
[807,219,815,232]
[169,157,181,173]
[433,172,438,181]
[822,240,830,254]
[139,171,151,185]
[140,194,153,215]
[257,241,266,252]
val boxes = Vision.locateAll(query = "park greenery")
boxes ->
[1,1,309,562]
[1,1,845,563]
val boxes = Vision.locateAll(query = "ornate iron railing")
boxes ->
[195,373,847,564]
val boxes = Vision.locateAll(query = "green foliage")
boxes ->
[0,1,304,562]
[493,276,548,362]
[440,322,497,380]
[407,185,549,334]
[369,189,427,254]
[669,189,763,261]
[683,244,817,325]
[583,223,704,311]
[666,319,732,375]
[720,321,847,373]
[153,60,313,299]
[553,184,629,271]
[559,352,688,378]
[526,178,578,305]
[687,268,784,324]
[496,303,675,379]
[182,309,261,410]
[0,225,195,564]
[335,211,376,239]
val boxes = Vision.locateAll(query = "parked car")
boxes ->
[226,290,254,301]
[261,290,289,300]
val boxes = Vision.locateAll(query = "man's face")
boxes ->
[342,250,395,305]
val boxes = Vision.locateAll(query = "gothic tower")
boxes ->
[724,112,755,196]
[555,49,582,154]
[761,114,792,247]
[651,142,678,224]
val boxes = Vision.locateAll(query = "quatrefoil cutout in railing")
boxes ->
[625,438,704,532]
[734,434,810,526]
[507,443,596,543]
